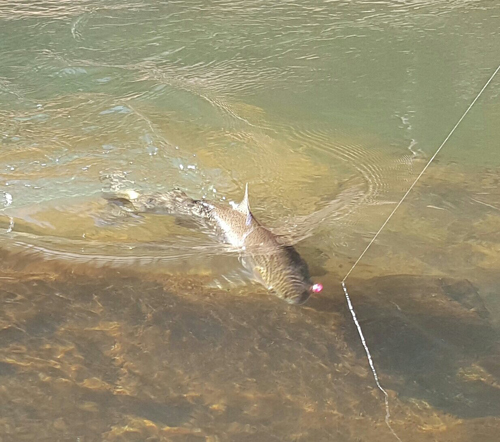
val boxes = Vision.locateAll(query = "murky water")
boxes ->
[1,1,500,441]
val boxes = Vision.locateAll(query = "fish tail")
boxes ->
[103,188,210,219]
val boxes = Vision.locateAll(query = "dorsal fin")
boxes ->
[235,183,253,226]
[235,183,250,214]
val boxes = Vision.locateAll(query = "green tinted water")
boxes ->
[1,1,500,441]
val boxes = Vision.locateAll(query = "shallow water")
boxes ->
[1,1,500,441]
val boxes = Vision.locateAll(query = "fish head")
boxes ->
[281,279,323,305]
[251,245,322,305]
[284,286,312,305]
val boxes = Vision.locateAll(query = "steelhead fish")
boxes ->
[104,185,323,305]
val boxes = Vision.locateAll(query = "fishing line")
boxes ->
[341,62,500,441]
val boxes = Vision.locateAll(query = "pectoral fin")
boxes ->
[239,256,267,286]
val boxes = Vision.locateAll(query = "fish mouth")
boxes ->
[285,290,311,305]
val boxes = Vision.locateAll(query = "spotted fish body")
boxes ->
[105,185,318,304]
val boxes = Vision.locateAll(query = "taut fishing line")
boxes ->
[341,63,500,441]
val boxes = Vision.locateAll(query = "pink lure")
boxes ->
[311,283,323,293]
